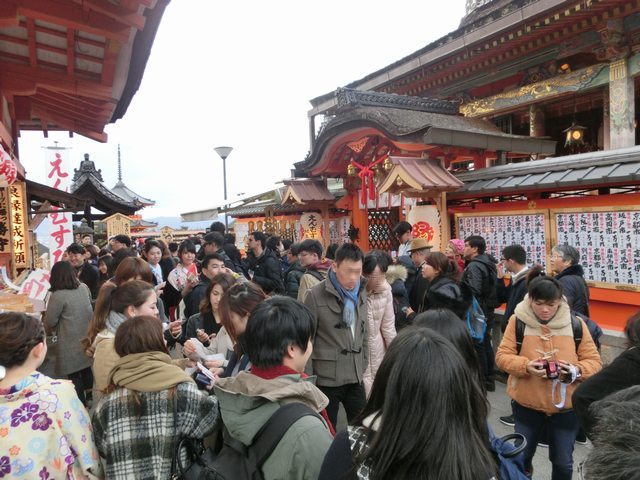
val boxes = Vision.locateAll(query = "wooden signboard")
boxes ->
[9,182,29,270]
[105,213,132,238]
[455,210,550,268]
[551,206,640,291]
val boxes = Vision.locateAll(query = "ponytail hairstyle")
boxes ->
[424,251,458,280]
[219,282,267,342]
[82,280,155,351]
[526,264,563,302]
[0,312,45,371]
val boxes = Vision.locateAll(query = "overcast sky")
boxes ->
[19,0,466,219]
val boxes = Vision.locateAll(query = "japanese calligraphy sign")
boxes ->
[455,211,549,268]
[45,147,73,264]
[408,205,441,252]
[300,212,323,242]
[0,187,11,254]
[18,268,51,301]
[0,143,17,187]
[105,213,132,238]
[552,207,640,289]
[9,182,29,268]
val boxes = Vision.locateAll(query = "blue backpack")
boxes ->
[488,426,529,480]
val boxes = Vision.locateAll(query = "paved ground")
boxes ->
[336,380,591,478]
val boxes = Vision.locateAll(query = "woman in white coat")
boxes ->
[362,250,397,396]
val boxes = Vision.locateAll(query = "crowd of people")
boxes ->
[0,219,638,479]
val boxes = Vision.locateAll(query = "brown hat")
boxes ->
[407,238,432,253]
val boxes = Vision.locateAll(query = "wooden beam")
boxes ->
[14,0,131,43]
[26,17,37,67]
[66,28,74,75]
[74,0,147,31]
[101,40,119,86]
[0,61,113,100]
[35,90,108,115]
[0,3,19,27]
[31,97,107,127]
[31,104,108,142]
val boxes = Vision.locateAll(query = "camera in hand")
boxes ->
[542,359,559,379]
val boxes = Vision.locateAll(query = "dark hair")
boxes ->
[168,242,178,253]
[298,239,323,258]
[244,296,315,369]
[98,254,114,276]
[502,244,527,265]
[178,239,197,259]
[335,242,364,264]
[464,235,486,254]
[209,221,226,234]
[111,248,136,273]
[190,236,202,246]
[49,261,80,291]
[83,280,155,351]
[86,244,100,259]
[114,315,169,357]
[624,310,640,349]
[114,257,153,284]
[200,273,236,314]
[363,250,391,275]
[113,234,132,247]
[143,240,162,255]
[585,385,640,480]
[219,282,267,341]
[204,232,224,248]
[393,221,412,236]
[526,265,563,302]
[282,239,292,251]
[66,242,86,255]
[325,243,339,260]
[249,231,266,249]
[202,253,225,270]
[0,312,45,369]
[424,251,458,279]
[266,235,281,253]
[413,309,482,388]
[355,327,495,480]
[224,233,235,245]
[289,243,301,256]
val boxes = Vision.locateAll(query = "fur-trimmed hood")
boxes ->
[385,264,408,285]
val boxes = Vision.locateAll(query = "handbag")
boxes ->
[465,296,487,342]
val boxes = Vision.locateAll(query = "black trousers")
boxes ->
[318,382,366,429]
[67,367,93,407]
[474,312,495,385]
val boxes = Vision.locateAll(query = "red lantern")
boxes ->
[0,145,17,186]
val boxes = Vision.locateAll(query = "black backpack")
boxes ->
[172,402,323,480]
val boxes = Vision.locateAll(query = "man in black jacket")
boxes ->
[244,231,284,295]
[550,244,590,316]
[461,235,499,392]
[66,243,100,299]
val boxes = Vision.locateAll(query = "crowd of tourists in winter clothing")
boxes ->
[1,219,639,480]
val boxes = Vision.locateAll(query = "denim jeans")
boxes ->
[318,383,366,428]
[513,401,579,480]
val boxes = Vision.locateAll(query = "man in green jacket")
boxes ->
[213,296,334,479]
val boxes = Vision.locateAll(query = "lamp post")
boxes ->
[214,146,233,229]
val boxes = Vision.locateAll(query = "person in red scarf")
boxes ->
[213,296,335,479]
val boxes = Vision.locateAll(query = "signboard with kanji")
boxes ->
[300,212,323,242]
[45,147,73,264]
[0,187,11,255]
[9,182,29,269]
[105,213,132,238]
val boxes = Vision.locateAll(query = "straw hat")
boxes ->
[407,238,432,253]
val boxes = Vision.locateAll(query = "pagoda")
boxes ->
[111,145,155,207]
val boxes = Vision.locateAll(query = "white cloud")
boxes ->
[18,0,466,217]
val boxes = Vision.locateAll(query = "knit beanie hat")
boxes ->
[448,239,465,255]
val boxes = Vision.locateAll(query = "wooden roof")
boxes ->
[0,0,170,144]
[377,157,464,198]
[281,179,334,205]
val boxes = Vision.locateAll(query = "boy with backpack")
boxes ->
[212,296,334,479]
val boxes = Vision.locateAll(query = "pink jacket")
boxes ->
[363,280,397,395]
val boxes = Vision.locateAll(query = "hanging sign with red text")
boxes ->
[9,182,29,268]
[45,147,73,264]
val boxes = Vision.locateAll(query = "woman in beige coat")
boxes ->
[362,251,397,396]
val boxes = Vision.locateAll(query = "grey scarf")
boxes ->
[106,310,128,334]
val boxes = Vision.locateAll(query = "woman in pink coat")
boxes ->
[362,250,397,396]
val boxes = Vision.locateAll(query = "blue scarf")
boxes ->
[328,268,360,328]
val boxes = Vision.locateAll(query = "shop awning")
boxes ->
[378,156,463,197]
[281,179,334,205]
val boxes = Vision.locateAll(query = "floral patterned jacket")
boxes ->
[0,372,103,479]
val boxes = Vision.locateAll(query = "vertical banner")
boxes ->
[9,182,29,269]
[407,205,442,251]
[0,187,11,254]
[45,146,73,264]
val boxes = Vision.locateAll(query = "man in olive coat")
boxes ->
[303,243,368,427]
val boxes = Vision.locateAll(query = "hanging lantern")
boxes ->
[0,144,17,186]
[563,122,587,147]
[383,155,393,171]
[347,163,356,176]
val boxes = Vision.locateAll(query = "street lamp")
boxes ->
[214,146,233,229]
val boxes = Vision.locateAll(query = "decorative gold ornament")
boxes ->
[347,163,356,176]
[383,156,393,171]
